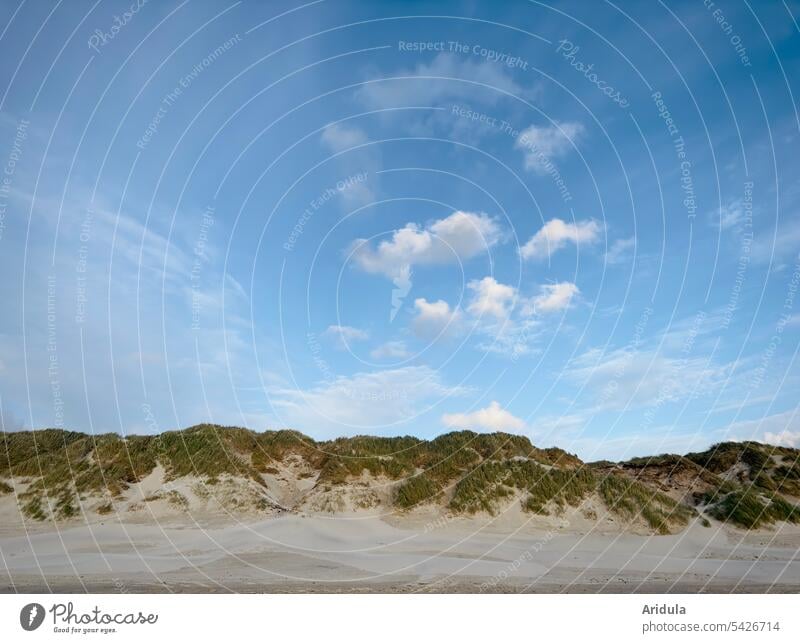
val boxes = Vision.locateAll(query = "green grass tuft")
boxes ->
[600,474,694,534]
[395,474,440,509]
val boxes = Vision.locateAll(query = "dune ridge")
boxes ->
[2,425,798,535]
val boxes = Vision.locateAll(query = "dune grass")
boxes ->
[707,488,800,528]
[3,426,798,532]
[395,474,441,508]
[600,473,695,534]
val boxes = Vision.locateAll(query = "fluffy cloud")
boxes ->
[467,276,517,319]
[721,410,800,447]
[530,282,579,313]
[412,298,463,339]
[357,53,531,109]
[520,218,600,260]
[268,365,469,432]
[442,401,525,432]
[322,325,369,349]
[764,430,800,448]
[351,210,502,278]
[515,121,584,174]
[370,340,410,360]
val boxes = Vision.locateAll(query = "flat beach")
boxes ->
[2,510,798,593]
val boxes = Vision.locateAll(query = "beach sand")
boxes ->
[1,508,798,593]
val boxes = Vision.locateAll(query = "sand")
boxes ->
[2,469,798,593]
[1,507,799,593]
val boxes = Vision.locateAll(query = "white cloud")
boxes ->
[320,123,369,152]
[475,318,540,358]
[467,276,517,319]
[720,409,800,447]
[442,401,525,432]
[566,346,730,411]
[765,430,800,448]
[351,210,502,278]
[529,281,579,313]
[357,53,532,109]
[520,218,600,261]
[412,298,463,339]
[268,365,469,431]
[370,340,410,360]
[464,277,546,357]
[605,237,635,265]
[515,121,584,175]
[322,325,369,349]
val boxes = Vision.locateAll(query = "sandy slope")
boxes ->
[1,505,798,593]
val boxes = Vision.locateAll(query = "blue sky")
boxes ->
[0,0,799,460]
